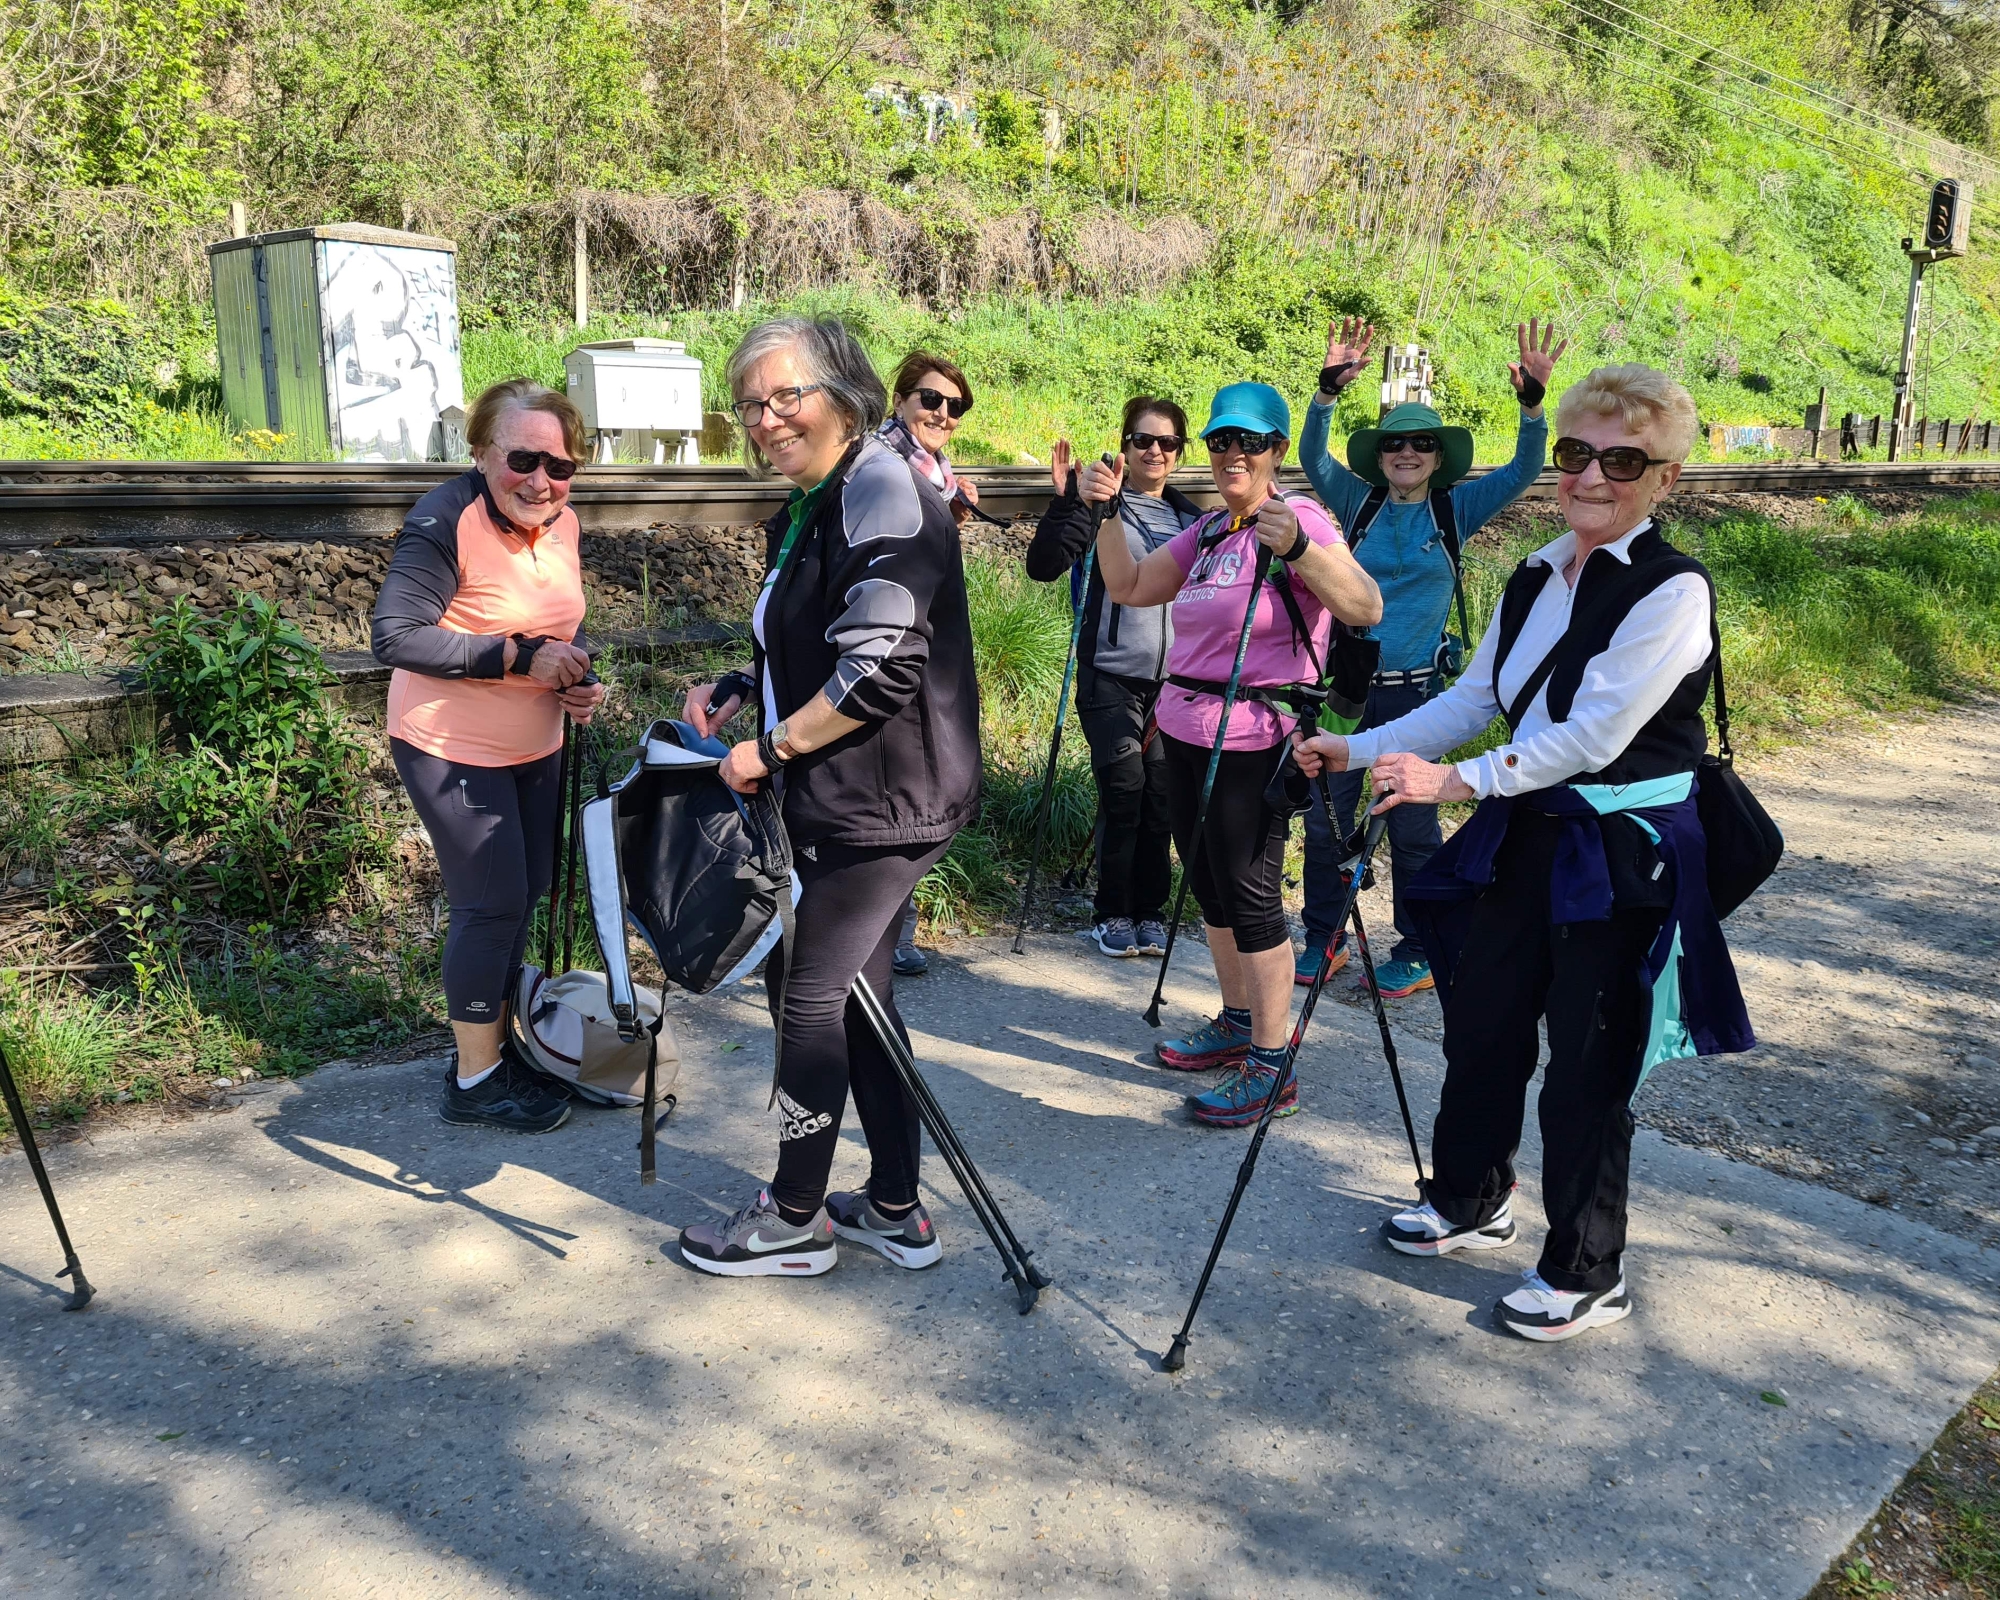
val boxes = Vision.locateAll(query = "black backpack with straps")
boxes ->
[1348,484,1473,689]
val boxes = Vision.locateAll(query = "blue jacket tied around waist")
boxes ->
[1405,773,1754,1085]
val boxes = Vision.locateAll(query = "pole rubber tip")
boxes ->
[1161,1337,1188,1373]
[1142,1002,1163,1028]
[1015,1281,1041,1316]
[1010,933,1027,955]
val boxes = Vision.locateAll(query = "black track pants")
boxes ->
[769,838,951,1217]
[1160,733,1292,955]
[1426,811,1666,1293]
[1076,665,1173,923]
[391,738,562,1025]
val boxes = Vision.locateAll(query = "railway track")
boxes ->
[4,456,2000,548]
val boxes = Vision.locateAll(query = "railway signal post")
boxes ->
[1889,178,1973,461]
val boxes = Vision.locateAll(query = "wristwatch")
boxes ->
[756,723,795,772]
[768,720,792,759]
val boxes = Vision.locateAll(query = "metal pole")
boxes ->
[1889,251,1929,461]
[0,1042,94,1311]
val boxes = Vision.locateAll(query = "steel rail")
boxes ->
[4,458,2000,548]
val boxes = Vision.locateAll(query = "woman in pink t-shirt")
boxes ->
[1087,381,1381,1127]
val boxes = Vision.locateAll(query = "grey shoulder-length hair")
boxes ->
[726,317,887,475]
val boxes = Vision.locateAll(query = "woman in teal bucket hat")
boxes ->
[1294,316,1566,1001]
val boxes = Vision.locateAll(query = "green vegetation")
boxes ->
[7,491,2000,1133]
[5,0,2000,460]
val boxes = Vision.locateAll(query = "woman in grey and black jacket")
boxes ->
[1025,397,1202,958]
[676,317,980,1285]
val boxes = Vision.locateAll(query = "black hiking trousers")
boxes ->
[1075,665,1173,924]
[768,837,950,1218]
[1426,810,1666,1294]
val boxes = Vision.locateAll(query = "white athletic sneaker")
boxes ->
[1493,1269,1633,1341]
[1382,1197,1517,1256]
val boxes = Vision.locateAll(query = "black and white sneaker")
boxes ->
[1493,1270,1633,1341]
[1382,1197,1516,1256]
[679,1187,837,1278]
[439,1050,571,1134]
[826,1191,943,1269]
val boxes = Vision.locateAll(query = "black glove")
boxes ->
[1319,361,1361,396]
[1516,371,1546,410]
[705,669,756,718]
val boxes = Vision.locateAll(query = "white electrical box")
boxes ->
[564,339,705,463]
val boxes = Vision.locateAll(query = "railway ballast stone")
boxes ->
[0,517,1036,673]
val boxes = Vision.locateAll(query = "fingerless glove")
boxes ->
[1517,371,1547,410]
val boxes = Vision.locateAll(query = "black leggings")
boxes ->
[769,837,950,1217]
[1160,733,1292,955]
[391,738,562,1025]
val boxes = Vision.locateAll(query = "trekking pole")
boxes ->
[1143,540,1276,1027]
[1013,455,1119,954]
[541,717,574,977]
[0,1040,95,1312]
[850,975,1051,1314]
[1346,894,1428,1193]
[559,717,586,973]
[1160,810,1389,1373]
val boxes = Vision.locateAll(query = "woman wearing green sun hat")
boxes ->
[1294,316,1566,1003]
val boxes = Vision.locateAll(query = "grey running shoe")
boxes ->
[1135,919,1168,956]
[680,1186,837,1278]
[893,941,929,976]
[439,1049,570,1134]
[825,1191,942,1269]
[1092,917,1140,957]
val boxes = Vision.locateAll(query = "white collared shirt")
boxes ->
[1342,519,1713,798]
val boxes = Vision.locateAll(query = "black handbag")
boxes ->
[1696,620,1784,917]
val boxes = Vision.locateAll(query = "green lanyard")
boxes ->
[763,474,831,598]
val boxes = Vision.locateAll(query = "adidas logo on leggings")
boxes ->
[776,1088,833,1141]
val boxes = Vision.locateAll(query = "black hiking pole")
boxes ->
[1346,894,1429,1194]
[0,1040,95,1311]
[1143,541,1276,1027]
[541,716,574,977]
[1013,455,1119,954]
[850,975,1051,1314]
[1161,811,1389,1371]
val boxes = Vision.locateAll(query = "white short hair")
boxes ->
[1555,364,1700,462]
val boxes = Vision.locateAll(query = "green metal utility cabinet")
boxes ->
[207,224,464,461]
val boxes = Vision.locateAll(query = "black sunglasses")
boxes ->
[1125,431,1186,454]
[1551,437,1674,482]
[731,384,824,427]
[504,448,578,481]
[909,386,972,419]
[1378,432,1442,456]
[1204,428,1280,456]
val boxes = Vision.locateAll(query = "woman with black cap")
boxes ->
[1293,318,1564,1001]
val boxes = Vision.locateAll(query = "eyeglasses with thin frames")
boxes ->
[732,384,825,428]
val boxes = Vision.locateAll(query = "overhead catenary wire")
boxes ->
[1525,0,2000,186]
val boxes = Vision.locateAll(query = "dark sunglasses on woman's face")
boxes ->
[910,386,972,419]
[1551,436,1673,482]
[504,448,578,481]
[1378,432,1442,457]
[1204,428,1279,456]
[1125,431,1186,454]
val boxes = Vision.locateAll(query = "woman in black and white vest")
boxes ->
[1292,363,1754,1342]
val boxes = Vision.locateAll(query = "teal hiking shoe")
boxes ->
[1156,1014,1251,1072]
[1188,1061,1299,1127]
[1294,930,1350,986]
[1366,958,1434,999]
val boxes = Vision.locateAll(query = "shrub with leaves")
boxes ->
[134,596,383,919]
[0,288,166,424]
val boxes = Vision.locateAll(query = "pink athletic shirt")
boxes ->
[1154,495,1346,751]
